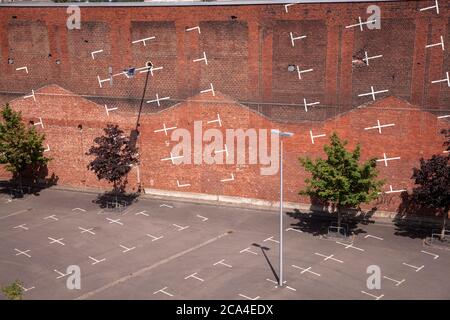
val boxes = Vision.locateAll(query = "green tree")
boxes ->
[0,104,50,192]
[299,132,384,231]
[2,280,23,300]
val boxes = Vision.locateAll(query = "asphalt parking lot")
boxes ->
[0,188,449,300]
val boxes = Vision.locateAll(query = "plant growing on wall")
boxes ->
[86,124,139,206]
[0,104,50,192]
[2,280,23,300]
[299,132,384,232]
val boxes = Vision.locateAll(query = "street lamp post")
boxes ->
[271,129,294,287]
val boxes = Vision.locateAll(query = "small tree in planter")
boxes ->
[2,280,23,300]
[86,124,139,207]
[299,133,384,233]
[0,104,50,193]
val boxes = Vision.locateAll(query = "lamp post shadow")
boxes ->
[252,243,279,283]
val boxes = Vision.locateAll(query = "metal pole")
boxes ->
[279,139,283,287]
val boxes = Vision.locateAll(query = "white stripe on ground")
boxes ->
[0,209,30,220]
[75,231,230,299]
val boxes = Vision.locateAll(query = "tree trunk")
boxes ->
[441,209,448,241]
[18,171,23,194]
[337,204,341,230]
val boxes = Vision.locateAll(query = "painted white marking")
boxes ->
[16,66,28,74]
[361,290,384,300]
[78,227,95,235]
[184,272,204,282]
[200,83,215,96]
[266,278,296,291]
[147,94,171,107]
[264,236,280,244]
[438,115,450,119]
[402,262,424,272]
[72,208,86,212]
[297,67,313,80]
[310,129,326,144]
[161,152,184,164]
[89,256,106,265]
[419,0,439,14]
[303,98,320,112]
[173,224,189,231]
[314,252,344,263]
[19,284,35,292]
[214,144,228,157]
[186,26,201,34]
[291,265,321,276]
[120,244,136,253]
[383,276,405,286]
[238,293,260,300]
[91,49,103,59]
[213,259,232,268]
[358,86,389,101]
[43,144,50,152]
[207,114,222,127]
[44,215,58,221]
[196,214,208,222]
[159,204,173,208]
[220,173,235,182]
[290,31,306,47]
[352,51,383,66]
[426,35,445,51]
[33,117,44,129]
[135,210,149,216]
[193,51,208,65]
[106,218,123,226]
[54,269,69,279]
[376,152,401,167]
[421,250,439,260]
[284,3,297,13]
[153,287,174,297]
[431,72,450,87]
[97,76,110,88]
[345,17,377,31]
[146,234,163,241]
[177,180,191,188]
[131,36,155,46]
[378,185,406,194]
[240,247,258,255]
[364,234,384,241]
[286,227,303,233]
[154,123,177,136]
[104,105,118,117]
[139,65,163,76]
[48,237,65,246]
[13,224,28,231]
[364,120,395,134]
[24,89,36,102]
[14,248,31,258]
[336,241,365,252]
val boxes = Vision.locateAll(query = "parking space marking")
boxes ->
[0,209,31,220]
[213,259,232,268]
[361,290,384,300]
[14,248,31,258]
[106,218,123,226]
[44,215,58,221]
[240,247,258,255]
[336,241,365,252]
[19,284,35,292]
[364,234,384,241]
[264,236,280,244]
[89,256,106,265]
[184,272,204,282]
[285,227,303,233]
[266,278,296,291]
[146,234,164,241]
[196,214,208,222]
[291,265,321,277]
[383,276,405,286]
[135,210,149,217]
[72,208,86,212]
[160,204,173,208]
[153,287,174,297]
[48,237,65,246]
[78,227,95,235]
[314,252,344,263]
[54,269,69,279]
[238,293,260,300]
[402,262,424,272]
[13,223,29,231]
[173,224,189,231]
[120,244,136,253]
[421,250,439,260]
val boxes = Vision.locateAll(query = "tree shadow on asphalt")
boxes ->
[93,190,140,210]
[286,207,377,237]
